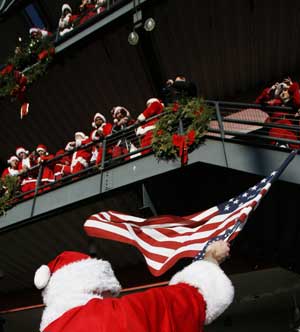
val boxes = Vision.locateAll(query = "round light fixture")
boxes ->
[144,18,156,31]
[128,31,139,45]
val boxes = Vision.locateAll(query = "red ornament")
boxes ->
[0,64,14,76]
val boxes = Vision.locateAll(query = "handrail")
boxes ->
[4,99,300,211]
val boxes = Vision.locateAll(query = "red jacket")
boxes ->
[43,284,205,332]
[136,101,164,136]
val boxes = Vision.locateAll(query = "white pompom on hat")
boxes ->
[7,156,19,165]
[92,113,106,128]
[16,147,29,157]
[34,251,90,290]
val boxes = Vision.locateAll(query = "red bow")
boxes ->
[172,130,196,165]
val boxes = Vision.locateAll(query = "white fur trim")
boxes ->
[62,3,72,14]
[7,156,18,164]
[71,156,88,168]
[137,113,146,122]
[16,148,29,157]
[34,265,51,290]
[40,258,121,331]
[146,98,159,106]
[65,142,74,151]
[169,260,234,325]
[93,112,106,123]
[74,132,87,140]
[136,125,155,136]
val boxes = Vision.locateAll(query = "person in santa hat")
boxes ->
[64,132,92,175]
[78,0,97,25]
[35,240,233,332]
[95,0,107,14]
[1,156,20,179]
[29,28,52,40]
[136,98,164,155]
[110,106,138,160]
[35,144,55,188]
[16,147,37,198]
[58,3,76,36]
[90,113,112,165]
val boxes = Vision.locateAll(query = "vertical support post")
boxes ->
[30,163,43,217]
[215,102,229,168]
[99,138,107,193]
[140,183,157,216]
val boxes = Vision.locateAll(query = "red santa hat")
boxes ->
[36,144,47,153]
[7,156,19,165]
[29,27,50,38]
[92,113,106,128]
[34,251,121,294]
[62,3,72,14]
[111,106,130,118]
[16,147,29,157]
[74,132,88,140]
[146,98,162,107]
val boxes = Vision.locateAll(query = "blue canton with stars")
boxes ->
[193,171,278,261]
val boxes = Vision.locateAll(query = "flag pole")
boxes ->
[193,149,298,262]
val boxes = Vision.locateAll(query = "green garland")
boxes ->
[0,36,54,100]
[152,98,213,163]
[0,175,20,216]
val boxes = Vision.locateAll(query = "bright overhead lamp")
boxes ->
[128,31,139,46]
[144,17,156,31]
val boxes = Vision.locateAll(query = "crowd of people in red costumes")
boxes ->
[255,77,300,149]
[1,98,164,198]
[58,1,107,37]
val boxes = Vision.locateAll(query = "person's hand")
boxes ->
[204,240,230,264]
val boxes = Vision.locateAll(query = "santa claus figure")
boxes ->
[16,146,37,197]
[36,144,55,187]
[90,113,112,165]
[1,156,20,179]
[29,28,52,40]
[111,106,137,160]
[58,4,76,36]
[136,98,164,155]
[64,132,92,175]
[35,240,233,332]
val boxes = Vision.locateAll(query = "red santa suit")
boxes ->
[34,251,233,332]
[16,147,37,198]
[2,156,19,179]
[90,113,112,165]
[111,106,137,160]
[136,98,164,155]
[64,132,92,174]
[53,149,72,180]
[36,144,55,186]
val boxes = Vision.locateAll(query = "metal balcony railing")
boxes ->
[3,100,300,211]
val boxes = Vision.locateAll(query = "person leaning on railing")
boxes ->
[64,132,92,175]
[35,144,55,190]
[58,4,77,37]
[136,98,164,155]
[15,147,37,198]
[255,77,300,149]
[110,106,138,160]
[90,113,112,165]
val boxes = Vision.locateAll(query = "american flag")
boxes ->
[84,151,297,276]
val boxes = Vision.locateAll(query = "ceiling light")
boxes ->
[144,18,156,31]
[128,31,139,45]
